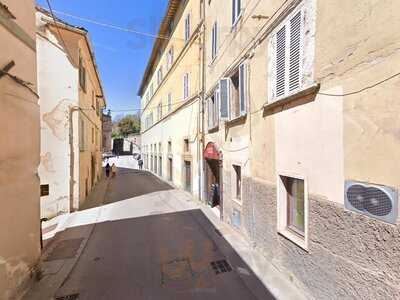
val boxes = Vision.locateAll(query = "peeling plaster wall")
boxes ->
[36,12,79,219]
[0,1,40,299]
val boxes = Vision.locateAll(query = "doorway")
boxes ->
[203,142,222,219]
[184,160,191,192]
[168,158,173,182]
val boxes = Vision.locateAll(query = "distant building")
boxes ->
[102,111,112,153]
[139,0,202,193]
[126,133,141,154]
[36,7,106,218]
[0,1,41,298]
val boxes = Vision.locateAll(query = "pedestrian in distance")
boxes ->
[105,163,111,178]
[111,163,117,178]
[138,159,143,170]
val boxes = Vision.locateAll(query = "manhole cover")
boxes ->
[45,238,83,261]
[55,294,79,300]
[210,259,232,275]
[161,258,193,284]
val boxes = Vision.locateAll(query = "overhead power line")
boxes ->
[52,9,185,41]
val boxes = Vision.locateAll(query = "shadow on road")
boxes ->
[104,167,173,204]
[52,209,275,300]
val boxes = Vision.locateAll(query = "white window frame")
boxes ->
[219,61,247,121]
[277,171,309,250]
[231,163,243,205]
[232,0,242,26]
[184,14,191,43]
[211,21,218,60]
[268,2,314,103]
[183,73,190,100]
[167,93,172,112]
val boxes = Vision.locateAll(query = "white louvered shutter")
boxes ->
[289,11,302,92]
[239,62,247,115]
[214,88,220,125]
[219,78,230,120]
[276,26,286,98]
[207,98,212,129]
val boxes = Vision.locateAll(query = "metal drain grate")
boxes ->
[55,294,79,300]
[210,259,232,275]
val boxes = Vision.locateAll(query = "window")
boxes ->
[233,165,242,201]
[79,56,86,92]
[79,119,85,151]
[183,73,190,99]
[184,138,189,152]
[157,102,163,120]
[168,141,172,153]
[278,174,308,249]
[157,67,163,85]
[96,98,100,116]
[207,88,219,129]
[167,47,174,70]
[167,93,172,112]
[269,4,312,102]
[150,83,154,97]
[91,91,95,108]
[219,62,247,121]
[232,0,241,26]
[184,14,191,43]
[211,21,218,60]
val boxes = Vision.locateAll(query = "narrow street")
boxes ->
[26,157,278,300]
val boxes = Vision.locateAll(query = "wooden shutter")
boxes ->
[289,11,302,92]
[239,62,246,115]
[276,26,286,98]
[207,98,212,129]
[219,78,230,120]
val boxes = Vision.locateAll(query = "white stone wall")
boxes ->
[36,11,79,218]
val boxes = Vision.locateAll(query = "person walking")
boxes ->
[138,159,143,170]
[111,163,117,178]
[105,163,111,178]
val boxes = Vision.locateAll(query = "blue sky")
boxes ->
[37,0,168,118]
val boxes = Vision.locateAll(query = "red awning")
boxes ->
[204,142,220,160]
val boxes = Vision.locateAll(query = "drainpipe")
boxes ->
[69,106,79,212]
[199,0,206,203]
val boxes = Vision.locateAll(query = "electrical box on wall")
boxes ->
[344,181,398,224]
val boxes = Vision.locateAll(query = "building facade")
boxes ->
[202,0,400,299]
[102,111,112,153]
[0,1,41,298]
[37,8,105,218]
[139,0,203,197]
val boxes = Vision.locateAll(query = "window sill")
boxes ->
[208,125,219,133]
[264,84,320,112]
[278,228,308,252]
[225,113,247,127]
[232,198,242,206]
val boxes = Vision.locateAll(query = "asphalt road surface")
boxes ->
[53,161,274,300]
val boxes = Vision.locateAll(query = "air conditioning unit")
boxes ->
[345,181,398,224]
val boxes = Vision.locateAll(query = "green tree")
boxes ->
[112,114,140,138]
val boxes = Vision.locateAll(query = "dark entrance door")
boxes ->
[206,159,221,206]
[91,155,95,187]
[168,158,173,182]
[184,161,191,192]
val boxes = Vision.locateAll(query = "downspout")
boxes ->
[69,106,79,212]
[199,0,206,203]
